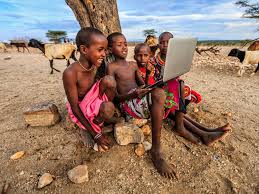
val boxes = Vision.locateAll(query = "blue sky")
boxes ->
[0,0,258,42]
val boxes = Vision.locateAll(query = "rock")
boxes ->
[141,125,151,136]
[193,107,199,113]
[4,56,11,60]
[135,144,145,157]
[38,173,54,189]
[10,151,25,160]
[130,118,148,127]
[67,165,89,184]
[143,141,152,151]
[227,112,232,117]
[23,101,61,127]
[114,123,144,145]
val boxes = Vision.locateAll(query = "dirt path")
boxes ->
[0,47,258,194]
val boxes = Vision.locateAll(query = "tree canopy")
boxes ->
[236,0,259,19]
[46,30,67,43]
[143,29,157,37]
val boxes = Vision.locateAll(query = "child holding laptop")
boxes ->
[150,32,231,144]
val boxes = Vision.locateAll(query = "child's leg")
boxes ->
[183,119,229,146]
[184,116,231,132]
[99,75,117,101]
[93,75,117,124]
[150,88,177,179]
[174,80,200,144]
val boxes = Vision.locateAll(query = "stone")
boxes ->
[23,101,61,127]
[38,173,54,189]
[130,118,148,127]
[193,107,199,113]
[135,144,145,157]
[67,165,89,184]
[141,125,151,136]
[114,123,144,145]
[143,141,152,151]
[10,151,25,160]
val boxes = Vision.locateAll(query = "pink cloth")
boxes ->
[66,80,108,134]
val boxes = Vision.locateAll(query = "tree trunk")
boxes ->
[65,0,121,36]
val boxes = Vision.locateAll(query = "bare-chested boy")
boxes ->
[107,32,177,179]
[63,27,116,151]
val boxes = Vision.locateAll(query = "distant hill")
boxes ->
[127,39,255,47]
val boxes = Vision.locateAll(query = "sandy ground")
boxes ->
[0,46,258,194]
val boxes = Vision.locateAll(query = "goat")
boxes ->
[10,40,30,53]
[248,41,259,51]
[0,42,7,52]
[28,39,77,74]
[228,48,259,76]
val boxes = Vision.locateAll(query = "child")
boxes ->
[134,43,155,85]
[107,32,177,179]
[152,32,231,143]
[63,27,117,151]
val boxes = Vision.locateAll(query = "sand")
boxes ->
[0,46,258,193]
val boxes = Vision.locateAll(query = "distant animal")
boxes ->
[247,41,259,51]
[0,42,7,52]
[144,35,159,57]
[28,39,77,74]
[228,48,259,76]
[10,40,30,53]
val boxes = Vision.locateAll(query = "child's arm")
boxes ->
[134,62,145,87]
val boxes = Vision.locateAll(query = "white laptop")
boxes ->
[145,37,197,89]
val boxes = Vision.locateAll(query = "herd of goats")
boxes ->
[0,37,258,76]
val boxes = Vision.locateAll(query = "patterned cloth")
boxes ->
[119,89,150,121]
[66,80,108,134]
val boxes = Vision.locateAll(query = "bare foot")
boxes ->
[202,131,230,146]
[150,149,177,179]
[80,129,95,148]
[174,127,200,144]
[213,123,232,132]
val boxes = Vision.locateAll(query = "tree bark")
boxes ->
[66,0,121,36]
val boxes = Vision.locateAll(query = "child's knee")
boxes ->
[102,75,116,89]
[151,88,166,104]
[99,102,115,119]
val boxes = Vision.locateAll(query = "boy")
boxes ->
[107,32,177,179]
[63,27,116,151]
[152,32,231,144]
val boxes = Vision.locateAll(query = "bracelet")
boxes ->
[94,133,102,140]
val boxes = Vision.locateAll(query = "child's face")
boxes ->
[134,46,150,67]
[159,34,172,55]
[110,35,128,59]
[81,35,107,67]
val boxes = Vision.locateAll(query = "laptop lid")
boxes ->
[163,37,197,82]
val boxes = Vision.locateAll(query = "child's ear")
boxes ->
[79,45,88,55]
